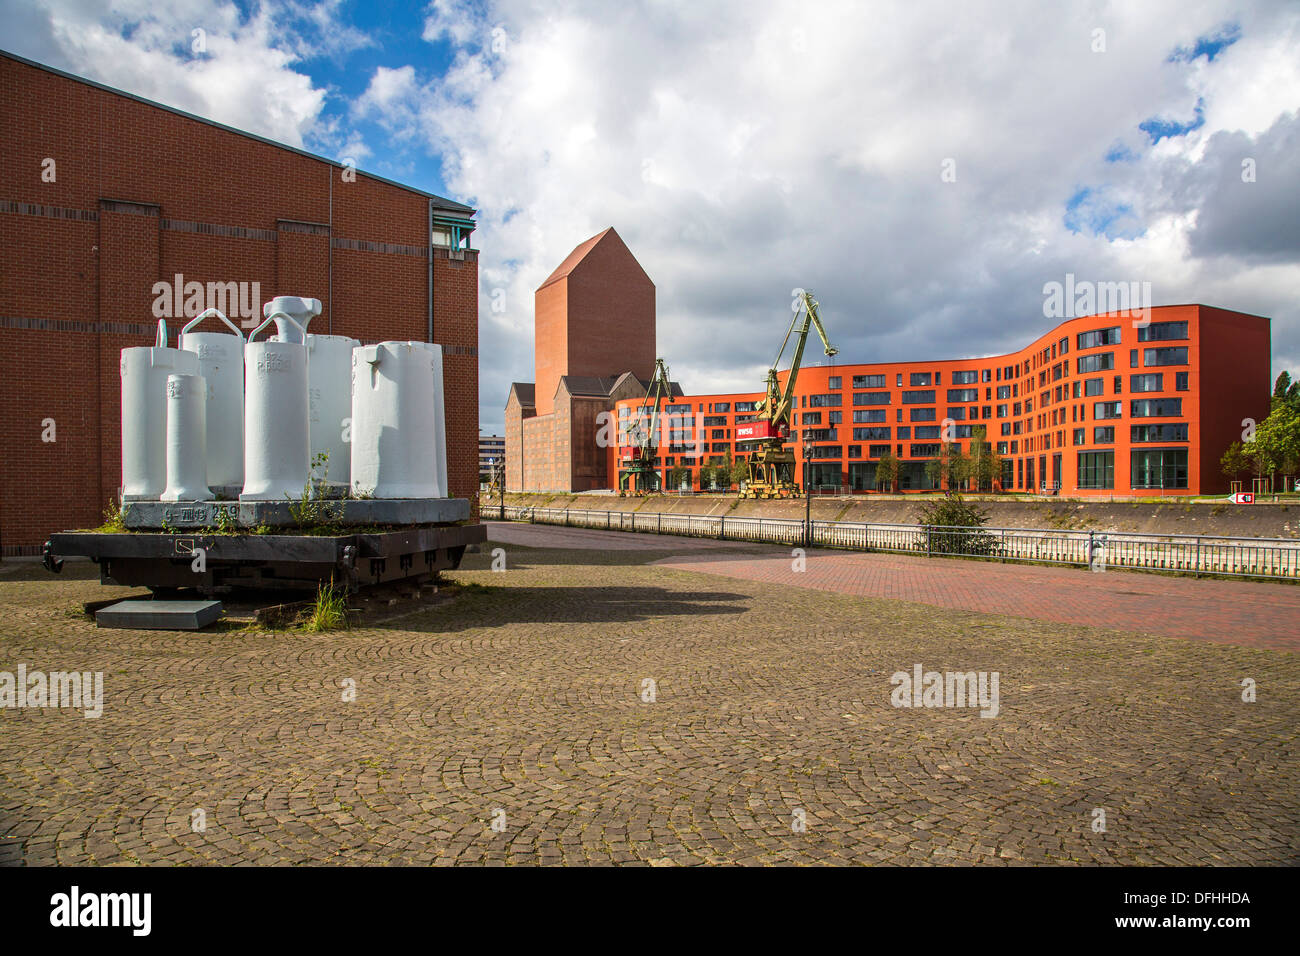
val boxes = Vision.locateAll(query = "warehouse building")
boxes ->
[505,227,681,491]
[0,50,479,555]
[613,305,1271,496]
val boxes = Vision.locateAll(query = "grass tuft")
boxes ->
[302,582,350,632]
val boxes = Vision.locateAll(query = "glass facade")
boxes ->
[1144,347,1188,366]
[1131,448,1188,488]
[1077,451,1114,489]
[1131,398,1182,417]
[1077,353,1115,373]
[1137,321,1188,342]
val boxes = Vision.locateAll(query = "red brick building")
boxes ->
[613,304,1271,497]
[0,50,480,555]
[506,227,671,491]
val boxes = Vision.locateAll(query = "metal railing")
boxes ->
[486,504,1300,581]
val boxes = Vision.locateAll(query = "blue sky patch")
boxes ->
[1104,142,1137,163]
[1139,98,1205,144]
[1168,22,1242,63]
[1064,187,1146,241]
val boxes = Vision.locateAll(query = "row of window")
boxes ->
[1076,321,1188,351]
[639,396,1184,446]
[842,369,992,389]
[847,423,988,441]
[1074,423,1189,445]
[1078,347,1189,374]
[1077,449,1189,489]
[654,445,1190,491]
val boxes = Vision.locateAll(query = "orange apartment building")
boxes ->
[611,304,1271,497]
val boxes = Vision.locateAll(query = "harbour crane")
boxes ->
[737,291,838,498]
[618,358,673,495]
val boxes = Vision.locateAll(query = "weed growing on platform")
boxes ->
[89,500,126,534]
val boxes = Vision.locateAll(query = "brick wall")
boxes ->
[563,232,654,386]
[534,282,567,417]
[0,53,479,554]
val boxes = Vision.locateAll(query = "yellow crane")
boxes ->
[618,358,673,495]
[737,291,838,498]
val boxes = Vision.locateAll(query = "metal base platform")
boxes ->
[120,497,469,530]
[45,517,486,596]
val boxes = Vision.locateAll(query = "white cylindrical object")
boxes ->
[307,334,360,488]
[161,374,213,502]
[417,342,449,498]
[241,316,310,501]
[350,341,438,498]
[179,310,245,488]
[263,296,320,344]
[120,321,199,500]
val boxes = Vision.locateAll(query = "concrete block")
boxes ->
[96,600,223,630]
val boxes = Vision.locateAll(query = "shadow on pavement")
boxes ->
[376,584,751,631]
[455,546,776,571]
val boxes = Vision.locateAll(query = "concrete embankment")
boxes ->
[494,492,1300,539]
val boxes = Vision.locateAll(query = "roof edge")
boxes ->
[0,48,475,216]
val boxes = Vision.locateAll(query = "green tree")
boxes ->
[969,426,1000,492]
[1254,400,1300,483]
[668,465,689,490]
[719,449,737,491]
[1220,441,1249,484]
[1244,440,1272,490]
[698,463,714,490]
[925,441,971,491]
[875,452,900,491]
[923,456,944,489]
[948,443,973,491]
[730,455,749,489]
[1273,370,1299,410]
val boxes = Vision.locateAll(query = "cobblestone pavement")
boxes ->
[0,536,1296,866]
[495,520,1300,650]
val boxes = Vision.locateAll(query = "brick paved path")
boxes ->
[652,546,1300,651]
[1,540,1296,866]
[492,521,1300,650]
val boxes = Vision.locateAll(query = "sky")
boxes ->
[4,0,1299,436]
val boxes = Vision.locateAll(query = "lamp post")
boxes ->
[488,457,504,518]
[804,438,813,549]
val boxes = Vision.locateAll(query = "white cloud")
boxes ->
[8,0,1297,437]
[388,0,1299,432]
[421,0,487,47]
[352,64,420,136]
[1,0,359,149]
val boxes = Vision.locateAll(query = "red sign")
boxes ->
[736,421,785,442]
[1229,492,1255,504]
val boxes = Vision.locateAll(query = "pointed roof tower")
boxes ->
[532,227,655,415]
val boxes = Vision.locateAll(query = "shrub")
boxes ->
[914,493,1001,557]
